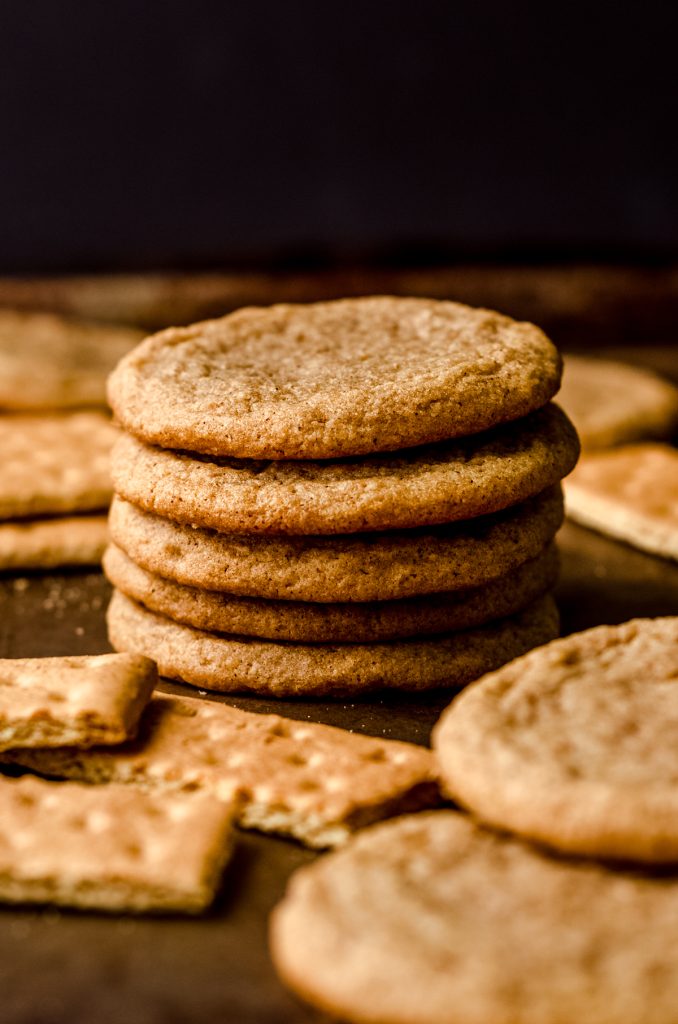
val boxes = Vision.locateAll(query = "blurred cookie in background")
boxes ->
[559,354,678,450]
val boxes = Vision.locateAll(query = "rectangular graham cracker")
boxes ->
[0,515,108,570]
[565,443,678,561]
[0,654,157,751]
[4,695,441,848]
[0,775,233,913]
[0,412,116,521]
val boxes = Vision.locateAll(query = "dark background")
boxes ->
[1,1,676,273]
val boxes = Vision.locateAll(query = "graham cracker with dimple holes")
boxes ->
[565,443,678,560]
[108,485,564,602]
[3,693,440,848]
[0,515,108,570]
[0,775,233,913]
[111,404,578,535]
[0,653,157,751]
[0,412,117,520]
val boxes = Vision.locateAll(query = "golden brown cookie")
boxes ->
[271,810,678,1024]
[0,309,143,410]
[108,486,564,602]
[4,694,439,849]
[103,541,558,642]
[433,617,678,862]
[108,296,562,458]
[111,404,578,535]
[560,354,678,450]
[106,589,559,697]
[565,443,678,560]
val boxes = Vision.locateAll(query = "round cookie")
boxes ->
[560,354,678,450]
[0,309,143,410]
[433,617,678,863]
[109,486,564,602]
[107,296,562,459]
[111,404,578,535]
[103,541,559,643]
[271,810,678,1024]
[106,590,559,697]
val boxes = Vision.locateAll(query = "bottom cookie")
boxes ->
[270,811,678,1024]
[107,589,559,697]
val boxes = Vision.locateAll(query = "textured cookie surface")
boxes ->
[109,486,563,602]
[560,354,678,450]
[271,811,678,1024]
[107,296,562,459]
[0,412,116,520]
[0,775,233,913]
[565,444,678,560]
[0,309,143,410]
[106,589,559,697]
[0,653,157,751]
[434,617,678,862]
[0,515,108,570]
[104,541,558,642]
[4,694,439,848]
[111,404,578,535]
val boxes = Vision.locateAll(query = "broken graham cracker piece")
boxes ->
[4,694,441,848]
[565,443,678,560]
[0,775,233,913]
[0,653,157,751]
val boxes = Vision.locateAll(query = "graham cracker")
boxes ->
[0,514,108,570]
[0,775,233,913]
[4,693,440,848]
[0,412,116,521]
[565,443,678,560]
[0,309,144,410]
[0,653,157,751]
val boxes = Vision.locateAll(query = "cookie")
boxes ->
[270,810,678,1024]
[106,589,559,697]
[108,486,564,601]
[0,775,233,913]
[103,541,559,642]
[0,309,144,410]
[107,296,562,459]
[111,404,578,535]
[0,412,116,520]
[0,653,156,752]
[433,617,678,862]
[559,354,678,450]
[0,514,108,570]
[564,444,678,560]
[4,694,439,848]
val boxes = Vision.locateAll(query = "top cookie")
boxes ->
[0,309,143,410]
[108,297,561,459]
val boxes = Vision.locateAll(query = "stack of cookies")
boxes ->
[104,297,579,697]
